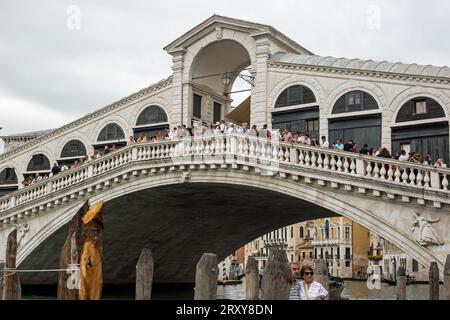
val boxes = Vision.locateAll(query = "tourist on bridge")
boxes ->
[334,139,344,151]
[359,144,370,155]
[249,125,258,137]
[434,158,447,167]
[320,136,329,148]
[398,150,409,161]
[51,162,60,176]
[259,124,270,139]
[344,140,355,152]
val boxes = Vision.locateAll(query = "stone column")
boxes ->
[250,38,270,128]
[169,49,186,128]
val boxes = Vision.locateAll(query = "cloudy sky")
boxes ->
[1,0,449,152]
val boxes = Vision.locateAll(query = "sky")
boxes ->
[1,0,450,153]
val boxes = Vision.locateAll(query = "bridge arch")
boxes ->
[91,114,131,144]
[15,166,445,284]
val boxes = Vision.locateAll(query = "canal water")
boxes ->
[24,279,444,300]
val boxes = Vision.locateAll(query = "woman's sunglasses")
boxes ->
[303,272,314,276]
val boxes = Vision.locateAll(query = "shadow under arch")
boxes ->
[19,182,338,286]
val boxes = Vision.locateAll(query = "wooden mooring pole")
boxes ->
[79,201,104,300]
[194,253,218,300]
[136,249,154,300]
[444,255,450,300]
[396,266,406,300]
[261,249,290,300]
[0,261,3,299]
[245,257,259,300]
[2,229,21,300]
[57,201,89,300]
[314,259,329,292]
[429,262,439,300]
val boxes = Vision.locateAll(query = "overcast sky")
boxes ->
[1,0,449,152]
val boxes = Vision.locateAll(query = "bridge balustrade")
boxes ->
[0,133,449,216]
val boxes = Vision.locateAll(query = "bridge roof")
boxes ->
[164,14,313,55]
[269,53,450,80]
[0,129,55,141]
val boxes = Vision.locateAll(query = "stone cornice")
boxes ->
[268,62,450,86]
[0,76,173,163]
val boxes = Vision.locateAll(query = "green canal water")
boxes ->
[23,280,444,300]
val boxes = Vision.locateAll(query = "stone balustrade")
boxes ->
[0,133,449,218]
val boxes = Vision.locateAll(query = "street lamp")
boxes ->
[222,72,232,86]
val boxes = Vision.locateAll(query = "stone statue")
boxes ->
[412,212,443,246]
[13,223,30,246]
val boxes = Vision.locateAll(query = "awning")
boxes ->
[225,96,250,125]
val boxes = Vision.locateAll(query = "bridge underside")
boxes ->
[19,183,336,285]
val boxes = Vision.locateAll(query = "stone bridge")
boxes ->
[0,134,449,284]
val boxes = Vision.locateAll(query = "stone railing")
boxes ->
[0,133,449,216]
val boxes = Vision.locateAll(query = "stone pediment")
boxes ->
[164,14,313,55]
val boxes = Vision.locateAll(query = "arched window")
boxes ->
[27,154,50,172]
[97,123,125,142]
[396,97,446,123]
[134,106,170,140]
[0,168,17,185]
[332,90,378,114]
[299,226,304,238]
[275,85,316,108]
[60,140,87,158]
[136,106,168,126]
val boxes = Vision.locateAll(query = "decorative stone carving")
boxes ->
[182,171,190,183]
[13,223,30,246]
[215,26,223,40]
[412,212,443,246]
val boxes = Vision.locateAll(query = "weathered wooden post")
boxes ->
[2,229,21,300]
[136,248,154,300]
[261,249,291,300]
[429,262,439,300]
[0,261,4,299]
[314,259,329,292]
[444,255,450,300]
[396,266,406,300]
[245,257,259,300]
[57,201,89,300]
[194,253,218,300]
[79,201,104,300]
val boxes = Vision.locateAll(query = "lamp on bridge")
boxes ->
[222,72,232,87]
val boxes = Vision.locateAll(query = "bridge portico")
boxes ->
[0,134,449,284]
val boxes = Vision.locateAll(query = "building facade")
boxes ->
[244,218,370,280]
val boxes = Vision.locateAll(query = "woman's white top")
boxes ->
[298,280,329,300]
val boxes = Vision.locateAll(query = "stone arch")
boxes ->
[55,132,91,159]
[183,28,257,82]
[0,166,18,185]
[16,169,444,277]
[389,87,450,127]
[23,147,55,174]
[91,114,131,143]
[268,75,326,109]
[131,98,171,127]
[326,81,387,117]
[0,160,21,182]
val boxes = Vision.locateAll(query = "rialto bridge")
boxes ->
[0,15,449,285]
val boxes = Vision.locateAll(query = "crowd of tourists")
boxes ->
[20,121,447,187]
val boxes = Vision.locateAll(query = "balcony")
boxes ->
[311,239,342,246]
[368,255,383,261]
[263,239,288,249]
